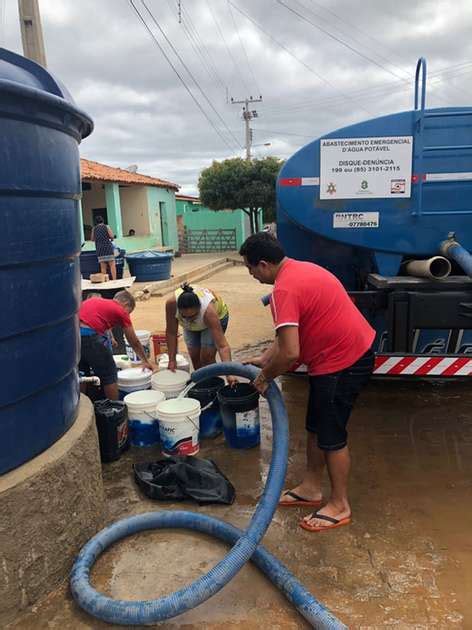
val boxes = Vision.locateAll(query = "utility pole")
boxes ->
[18,0,47,67]
[230,95,263,160]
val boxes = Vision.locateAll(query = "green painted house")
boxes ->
[176,194,262,251]
[80,159,179,253]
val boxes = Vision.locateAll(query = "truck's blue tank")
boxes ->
[0,48,93,474]
[278,105,472,273]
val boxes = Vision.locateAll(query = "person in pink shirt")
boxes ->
[240,232,375,532]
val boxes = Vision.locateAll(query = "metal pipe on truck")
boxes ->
[404,256,451,280]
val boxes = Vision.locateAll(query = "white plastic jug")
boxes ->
[124,389,165,447]
[118,367,152,396]
[157,353,191,372]
[156,397,201,456]
[151,369,189,399]
[126,329,151,363]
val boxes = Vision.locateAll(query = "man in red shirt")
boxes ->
[240,233,375,532]
[79,291,154,400]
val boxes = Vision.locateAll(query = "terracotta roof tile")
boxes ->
[176,194,200,202]
[80,159,179,190]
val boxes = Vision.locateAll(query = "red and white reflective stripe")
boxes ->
[374,355,472,376]
[280,172,472,187]
[279,177,319,187]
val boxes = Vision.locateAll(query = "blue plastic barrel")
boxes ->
[79,250,100,279]
[125,251,173,282]
[0,48,93,473]
[80,249,126,279]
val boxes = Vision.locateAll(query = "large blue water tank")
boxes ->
[0,48,93,474]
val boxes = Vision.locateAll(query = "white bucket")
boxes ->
[126,329,151,363]
[151,369,189,399]
[158,353,190,372]
[156,397,201,456]
[114,354,132,370]
[124,389,165,447]
[118,367,152,397]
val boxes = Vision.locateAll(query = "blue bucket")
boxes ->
[217,383,260,449]
[188,377,225,439]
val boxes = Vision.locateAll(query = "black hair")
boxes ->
[239,232,285,266]
[95,215,104,225]
[177,283,200,309]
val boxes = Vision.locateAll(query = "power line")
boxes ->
[178,1,228,94]
[128,0,236,151]
[228,1,373,116]
[172,1,227,94]
[305,0,410,78]
[254,127,315,138]
[139,0,242,149]
[206,0,251,94]
[262,61,472,116]
[226,0,261,95]
[275,0,409,83]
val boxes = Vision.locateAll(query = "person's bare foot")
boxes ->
[279,483,323,505]
[302,501,351,529]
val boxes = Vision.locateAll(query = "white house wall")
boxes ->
[82,182,106,227]
[119,186,151,236]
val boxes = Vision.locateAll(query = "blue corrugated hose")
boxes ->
[70,362,347,629]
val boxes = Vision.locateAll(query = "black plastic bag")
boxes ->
[133,456,235,505]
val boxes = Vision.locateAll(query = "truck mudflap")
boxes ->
[293,354,472,377]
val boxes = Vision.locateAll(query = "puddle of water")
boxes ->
[8,371,472,628]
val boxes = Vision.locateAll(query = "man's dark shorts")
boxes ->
[80,335,117,386]
[306,348,374,451]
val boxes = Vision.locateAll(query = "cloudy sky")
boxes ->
[2,0,472,193]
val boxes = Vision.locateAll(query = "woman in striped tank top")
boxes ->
[165,283,237,385]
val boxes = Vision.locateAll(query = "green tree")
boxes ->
[198,156,284,234]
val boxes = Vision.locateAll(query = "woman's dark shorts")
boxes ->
[306,349,374,451]
[80,335,117,386]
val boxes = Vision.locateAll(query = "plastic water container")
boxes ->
[217,383,260,448]
[187,377,225,439]
[151,369,189,399]
[158,353,191,372]
[117,368,152,398]
[124,389,165,447]
[151,332,168,356]
[125,251,173,282]
[156,397,201,456]
[94,400,130,462]
[80,249,126,280]
[113,355,132,370]
[126,329,151,362]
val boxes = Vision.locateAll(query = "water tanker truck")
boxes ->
[277,58,472,378]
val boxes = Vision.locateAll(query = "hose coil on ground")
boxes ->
[70,362,346,629]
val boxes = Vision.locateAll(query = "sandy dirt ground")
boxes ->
[8,255,472,629]
[130,258,275,357]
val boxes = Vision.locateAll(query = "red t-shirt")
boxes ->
[270,258,375,375]
[79,297,131,335]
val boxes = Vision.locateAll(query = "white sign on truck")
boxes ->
[320,135,413,200]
